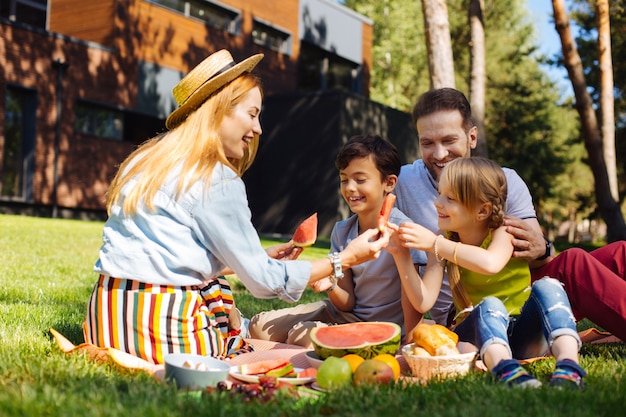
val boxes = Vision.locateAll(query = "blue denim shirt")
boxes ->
[94,163,311,302]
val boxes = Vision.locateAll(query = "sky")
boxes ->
[525,0,576,96]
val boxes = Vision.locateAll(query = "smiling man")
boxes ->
[394,88,626,342]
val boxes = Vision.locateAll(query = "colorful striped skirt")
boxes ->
[83,275,253,364]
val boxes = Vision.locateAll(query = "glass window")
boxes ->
[252,20,291,55]
[298,42,361,94]
[74,101,124,141]
[2,86,36,199]
[0,0,48,29]
[148,0,240,34]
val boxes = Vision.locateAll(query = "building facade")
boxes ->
[0,0,376,221]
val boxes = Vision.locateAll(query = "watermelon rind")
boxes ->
[309,322,401,360]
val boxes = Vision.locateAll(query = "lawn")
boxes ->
[0,214,624,417]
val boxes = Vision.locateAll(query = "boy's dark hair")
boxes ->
[335,135,401,180]
[412,88,474,133]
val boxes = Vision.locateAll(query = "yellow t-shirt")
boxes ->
[457,233,531,316]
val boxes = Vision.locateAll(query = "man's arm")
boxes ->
[503,215,553,268]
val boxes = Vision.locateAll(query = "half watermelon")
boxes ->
[310,322,401,360]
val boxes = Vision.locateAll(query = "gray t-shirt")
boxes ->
[394,159,537,324]
[330,207,423,332]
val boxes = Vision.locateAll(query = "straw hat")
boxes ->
[166,50,264,129]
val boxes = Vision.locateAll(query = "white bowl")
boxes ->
[304,350,324,369]
[164,353,230,390]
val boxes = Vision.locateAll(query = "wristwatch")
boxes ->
[536,238,553,261]
[328,252,344,280]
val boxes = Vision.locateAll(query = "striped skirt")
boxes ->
[83,275,253,364]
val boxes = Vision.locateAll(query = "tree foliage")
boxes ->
[343,0,588,237]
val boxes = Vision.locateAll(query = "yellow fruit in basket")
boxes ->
[342,354,365,373]
[412,346,432,357]
[412,323,460,356]
[372,353,401,380]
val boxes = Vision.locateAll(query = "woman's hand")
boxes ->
[266,240,303,261]
[396,222,437,252]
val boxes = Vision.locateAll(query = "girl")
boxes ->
[84,50,389,364]
[387,157,586,389]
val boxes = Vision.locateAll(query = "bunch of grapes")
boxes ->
[211,376,296,403]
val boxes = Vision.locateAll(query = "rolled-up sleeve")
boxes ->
[191,168,311,302]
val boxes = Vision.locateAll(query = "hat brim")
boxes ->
[166,53,264,129]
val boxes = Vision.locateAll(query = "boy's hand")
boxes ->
[383,222,406,256]
[310,277,334,292]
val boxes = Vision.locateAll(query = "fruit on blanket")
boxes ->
[372,353,401,380]
[378,194,396,232]
[412,323,460,356]
[310,321,401,360]
[353,359,394,385]
[342,353,365,372]
[296,367,317,378]
[292,212,318,248]
[239,358,291,375]
[316,357,353,390]
[265,362,294,377]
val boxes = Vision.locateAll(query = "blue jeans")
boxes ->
[454,277,581,360]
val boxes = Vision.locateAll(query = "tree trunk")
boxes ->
[469,0,487,157]
[421,0,455,88]
[552,0,626,242]
[597,0,618,201]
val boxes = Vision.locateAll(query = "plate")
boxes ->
[229,367,315,385]
[305,351,324,369]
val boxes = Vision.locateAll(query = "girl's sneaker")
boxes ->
[549,359,586,390]
[492,359,542,388]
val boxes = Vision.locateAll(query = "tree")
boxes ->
[552,0,626,241]
[596,0,618,201]
[421,0,455,88]
[469,0,487,157]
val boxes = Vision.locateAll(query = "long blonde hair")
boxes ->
[441,157,507,316]
[106,73,262,215]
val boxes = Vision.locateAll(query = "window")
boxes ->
[148,0,240,34]
[2,86,36,200]
[252,20,291,55]
[0,0,48,29]
[74,101,124,141]
[298,42,361,94]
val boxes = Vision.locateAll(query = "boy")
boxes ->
[248,135,424,346]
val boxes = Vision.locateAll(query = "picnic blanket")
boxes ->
[49,327,620,381]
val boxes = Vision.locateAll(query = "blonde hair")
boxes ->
[441,157,507,315]
[106,73,262,215]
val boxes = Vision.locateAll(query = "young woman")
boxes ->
[84,50,389,364]
[387,157,586,389]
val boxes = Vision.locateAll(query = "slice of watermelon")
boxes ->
[292,212,318,248]
[378,194,396,232]
[239,358,291,375]
[296,367,317,378]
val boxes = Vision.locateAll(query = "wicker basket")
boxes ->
[402,344,478,382]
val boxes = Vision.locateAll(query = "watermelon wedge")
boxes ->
[239,358,291,375]
[378,194,396,232]
[292,213,318,248]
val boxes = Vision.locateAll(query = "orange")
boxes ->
[342,353,365,373]
[372,353,401,380]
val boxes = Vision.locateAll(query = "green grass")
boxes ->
[0,213,624,417]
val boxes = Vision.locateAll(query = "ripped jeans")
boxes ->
[454,277,581,361]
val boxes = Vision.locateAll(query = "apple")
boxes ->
[353,359,394,385]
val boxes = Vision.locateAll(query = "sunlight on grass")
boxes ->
[1,214,625,416]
